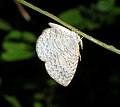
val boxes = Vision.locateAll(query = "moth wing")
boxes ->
[36,28,54,62]
[36,23,82,87]
[44,27,80,86]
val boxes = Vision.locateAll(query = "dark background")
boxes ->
[0,0,120,107]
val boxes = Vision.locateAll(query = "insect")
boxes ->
[36,22,83,87]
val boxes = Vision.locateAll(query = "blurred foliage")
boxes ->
[0,19,13,31]
[1,0,120,107]
[3,94,22,107]
[59,0,120,30]
[33,101,44,107]
[1,30,36,61]
[47,79,58,86]
[33,93,44,107]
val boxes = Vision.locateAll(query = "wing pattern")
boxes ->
[36,23,82,86]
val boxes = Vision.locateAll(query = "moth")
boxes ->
[36,22,83,87]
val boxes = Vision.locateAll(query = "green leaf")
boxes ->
[96,0,115,12]
[22,31,37,43]
[111,7,120,16]
[0,19,13,31]
[1,41,35,61]
[58,8,82,26]
[58,7,100,30]
[18,0,24,1]
[5,30,37,43]
[5,30,22,40]
[33,101,44,107]
[34,93,44,100]
[3,94,22,107]
[1,30,36,61]
[47,79,57,86]
[82,19,100,30]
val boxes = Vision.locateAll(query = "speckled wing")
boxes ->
[36,23,82,87]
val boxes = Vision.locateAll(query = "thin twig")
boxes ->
[17,0,120,55]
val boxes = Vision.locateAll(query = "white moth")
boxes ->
[36,22,83,87]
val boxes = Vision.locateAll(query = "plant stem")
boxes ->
[17,0,120,55]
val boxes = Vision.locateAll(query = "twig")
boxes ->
[13,0,31,21]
